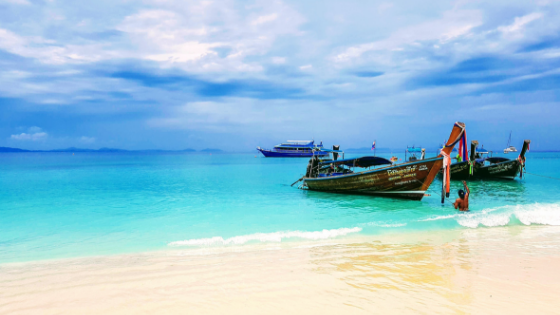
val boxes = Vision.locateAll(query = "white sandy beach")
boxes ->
[2,225,560,314]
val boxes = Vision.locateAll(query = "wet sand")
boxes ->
[2,225,560,314]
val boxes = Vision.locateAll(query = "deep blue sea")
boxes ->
[1,151,559,263]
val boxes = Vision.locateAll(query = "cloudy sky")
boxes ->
[0,0,559,151]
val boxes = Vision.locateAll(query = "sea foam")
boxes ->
[168,227,362,247]
[457,203,560,228]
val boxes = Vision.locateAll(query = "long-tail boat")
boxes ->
[472,140,530,180]
[443,139,530,180]
[298,122,466,201]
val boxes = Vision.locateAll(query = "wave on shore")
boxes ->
[169,203,560,248]
[421,203,560,229]
[168,227,362,247]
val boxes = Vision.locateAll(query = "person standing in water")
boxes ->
[453,180,470,211]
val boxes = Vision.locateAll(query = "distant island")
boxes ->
[2,146,553,154]
[200,148,224,153]
[0,147,199,153]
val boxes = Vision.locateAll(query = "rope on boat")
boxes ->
[431,189,455,205]
[524,172,560,181]
[290,176,304,187]
[411,178,454,205]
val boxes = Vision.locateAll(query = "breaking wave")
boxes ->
[456,203,560,228]
[417,203,560,229]
[168,227,362,247]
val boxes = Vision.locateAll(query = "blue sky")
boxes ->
[0,0,559,151]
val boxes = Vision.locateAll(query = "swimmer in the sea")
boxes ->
[453,180,470,211]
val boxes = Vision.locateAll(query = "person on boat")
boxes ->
[453,180,470,211]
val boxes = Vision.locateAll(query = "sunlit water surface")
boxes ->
[1,151,559,263]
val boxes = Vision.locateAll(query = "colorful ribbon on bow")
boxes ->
[518,155,526,179]
[457,129,468,162]
[441,149,451,200]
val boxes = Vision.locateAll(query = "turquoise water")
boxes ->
[1,151,559,263]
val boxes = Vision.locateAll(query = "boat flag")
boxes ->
[458,130,468,162]
[372,141,376,150]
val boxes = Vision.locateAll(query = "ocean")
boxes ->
[1,151,559,264]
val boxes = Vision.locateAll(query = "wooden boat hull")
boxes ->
[440,160,521,180]
[474,160,521,180]
[303,157,443,200]
[442,161,471,180]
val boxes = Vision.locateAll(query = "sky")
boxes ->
[0,0,559,151]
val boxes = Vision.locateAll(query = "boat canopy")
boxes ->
[276,140,318,148]
[407,147,423,153]
[319,156,392,168]
[476,148,489,154]
[284,140,313,145]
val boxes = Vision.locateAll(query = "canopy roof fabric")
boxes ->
[318,156,392,168]
[407,147,423,152]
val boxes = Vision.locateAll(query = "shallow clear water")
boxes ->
[1,151,559,263]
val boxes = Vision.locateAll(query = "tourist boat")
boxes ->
[503,131,518,153]
[443,140,530,180]
[297,122,467,201]
[257,140,328,157]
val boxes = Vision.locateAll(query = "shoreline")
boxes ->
[2,225,560,314]
[0,221,556,266]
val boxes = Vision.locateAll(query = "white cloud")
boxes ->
[251,13,278,26]
[498,12,543,34]
[11,128,48,141]
[0,0,30,5]
[0,28,110,64]
[271,57,286,64]
[112,2,304,72]
[333,9,483,62]
[1,0,560,150]
[0,1,304,72]
[28,126,42,133]
[10,126,47,141]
